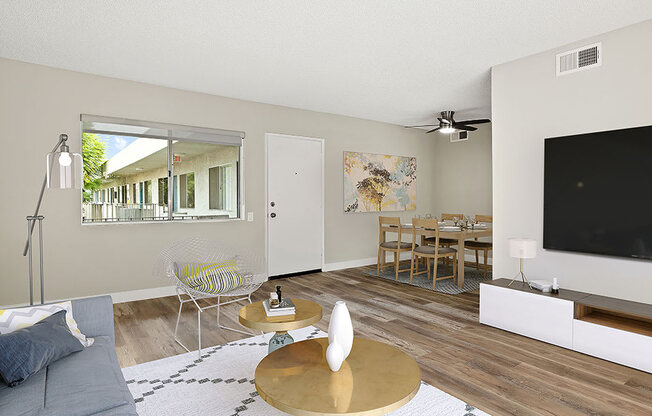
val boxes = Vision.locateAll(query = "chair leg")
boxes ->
[174,300,183,343]
[394,251,399,280]
[475,250,479,270]
[173,298,192,355]
[217,295,255,336]
[216,295,220,325]
[432,257,438,288]
[377,247,382,276]
[197,308,202,360]
[483,249,489,278]
[409,253,415,283]
[453,253,458,285]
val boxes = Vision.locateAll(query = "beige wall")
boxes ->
[0,57,443,306]
[432,124,492,219]
[492,19,652,303]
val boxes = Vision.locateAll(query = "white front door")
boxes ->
[266,134,323,277]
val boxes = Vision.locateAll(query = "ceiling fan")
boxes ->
[405,111,490,133]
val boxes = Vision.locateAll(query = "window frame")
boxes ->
[209,163,236,211]
[80,115,245,225]
[178,172,195,210]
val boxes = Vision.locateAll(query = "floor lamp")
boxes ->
[508,238,536,289]
[23,134,82,305]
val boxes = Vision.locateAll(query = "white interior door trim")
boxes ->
[264,133,325,277]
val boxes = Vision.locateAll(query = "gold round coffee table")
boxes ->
[255,337,421,416]
[239,299,322,353]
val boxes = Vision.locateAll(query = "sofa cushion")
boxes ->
[42,336,134,416]
[0,301,94,347]
[0,367,46,416]
[0,310,84,387]
[89,404,139,416]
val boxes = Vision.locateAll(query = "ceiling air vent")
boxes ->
[556,42,601,76]
[450,131,468,143]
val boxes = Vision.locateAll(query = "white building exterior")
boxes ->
[83,138,239,222]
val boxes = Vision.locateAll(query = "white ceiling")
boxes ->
[2,1,651,126]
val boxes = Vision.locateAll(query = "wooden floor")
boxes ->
[114,266,652,416]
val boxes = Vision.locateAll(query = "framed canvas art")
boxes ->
[344,151,416,212]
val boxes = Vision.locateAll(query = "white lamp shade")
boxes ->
[509,238,537,259]
[46,151,83,189]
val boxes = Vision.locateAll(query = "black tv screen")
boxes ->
[544,125,652,260]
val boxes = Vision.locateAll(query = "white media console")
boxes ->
[480,279,652,373]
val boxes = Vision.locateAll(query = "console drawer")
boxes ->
[480,283,574,348]
[573,319,652,372]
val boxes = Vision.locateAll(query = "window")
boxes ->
[179,173,195,209]
[81,115,243,223]
[144,181,152,204]
[209,165,234,211]
[158,177,168,207]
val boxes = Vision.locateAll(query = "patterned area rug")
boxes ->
[363,262,492,294]
[122,326,489,416]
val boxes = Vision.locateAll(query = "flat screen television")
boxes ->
[544,125,652,260]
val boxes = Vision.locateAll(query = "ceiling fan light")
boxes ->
[440,127,455,134]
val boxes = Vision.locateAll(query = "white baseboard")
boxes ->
[322,257,377,271]
[0,285,178,309]
[108,285,177,304]
[323,252,414,272]
[323,252,491,273]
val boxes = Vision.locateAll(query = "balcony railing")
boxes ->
[82,203,168,223]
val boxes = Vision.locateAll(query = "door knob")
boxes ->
[270,213,276,218]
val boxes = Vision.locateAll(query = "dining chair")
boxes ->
[409,218,457,288]
[377,216,414,280]
[426,213,463,268]
[465,214,493,278]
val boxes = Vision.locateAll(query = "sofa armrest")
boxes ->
[71,295,115,342]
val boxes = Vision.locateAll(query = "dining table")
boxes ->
[399,222,492,288]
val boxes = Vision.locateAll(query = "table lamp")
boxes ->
[508,238,536,288]
[22,134,82,305]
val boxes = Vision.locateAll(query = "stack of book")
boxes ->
[263,298,296,317]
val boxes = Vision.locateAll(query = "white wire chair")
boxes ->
[154,238,267,359]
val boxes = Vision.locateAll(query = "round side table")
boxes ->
[238,299,322,353]
[255,337,421,416]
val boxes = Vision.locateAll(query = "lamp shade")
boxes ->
[509,238,537,259]
[46,150,83,189]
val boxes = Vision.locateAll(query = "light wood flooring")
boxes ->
[113,266,652,416]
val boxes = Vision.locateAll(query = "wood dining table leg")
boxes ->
[457,235,465,288]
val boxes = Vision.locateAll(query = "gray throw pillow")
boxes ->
[0,309,83,387]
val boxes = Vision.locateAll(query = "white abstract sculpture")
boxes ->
[328,301,354,363]
[326,334,345,372]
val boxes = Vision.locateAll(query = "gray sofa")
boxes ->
[0,296,137,416]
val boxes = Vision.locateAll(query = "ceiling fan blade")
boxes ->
[457,119,490,125]
[404,124,439,128]
[437,117,452,124]
[426,127,441,133]
[454,125,477,131]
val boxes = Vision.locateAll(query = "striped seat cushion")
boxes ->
[175,260,244,294]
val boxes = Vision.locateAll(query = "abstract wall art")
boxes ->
[343,151,416,213]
